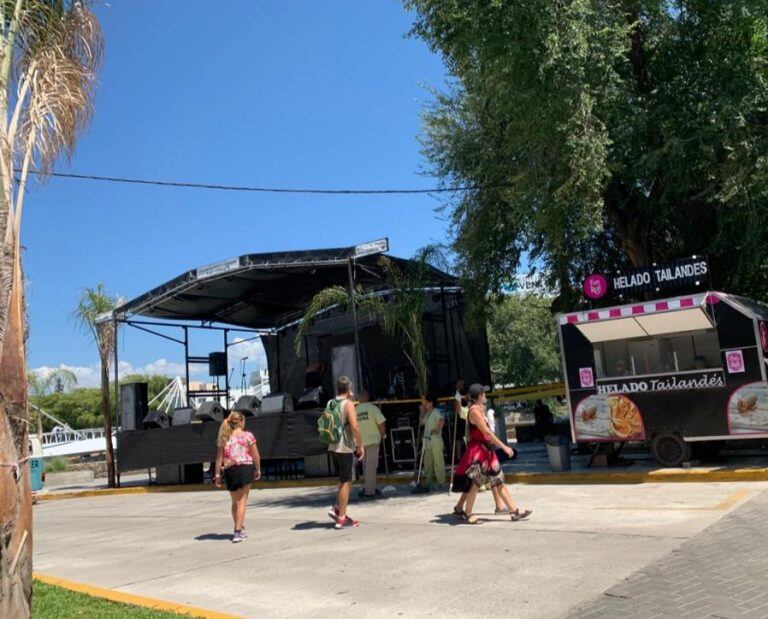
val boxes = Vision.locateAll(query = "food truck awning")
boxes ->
[558,292,717,343]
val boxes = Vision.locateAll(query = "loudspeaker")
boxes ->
[233,395,260,417]
[142,409,170,429]
[171,407,195,426]
[208,352,227,376]
[194,401,224,423]
[296,386,323,410]
[390,427,416,463]
[121,383,148,432]
[260,393,294,414]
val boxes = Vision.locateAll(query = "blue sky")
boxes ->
[24,1,453,387]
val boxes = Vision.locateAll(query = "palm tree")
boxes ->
[0,3,102,615]
[73,284,118,489]
[27,366,77,436]
[296,247,445,398]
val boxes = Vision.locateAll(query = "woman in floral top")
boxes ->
[214,411,261,543]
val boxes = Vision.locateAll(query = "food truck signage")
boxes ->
[596,369,726,395]
[583,256,709,300]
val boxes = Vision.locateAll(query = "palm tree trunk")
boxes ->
[100,355,116,488]
[0,253,31,619]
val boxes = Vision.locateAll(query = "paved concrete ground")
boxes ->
[569,489,768,618]
[33,481,766,618]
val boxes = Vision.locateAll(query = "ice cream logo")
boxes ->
[583,274,608,300]
[725,350,745,374]
[760,322,768,354]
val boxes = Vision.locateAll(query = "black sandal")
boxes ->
[453,506,468,520]
[510,509,532,522]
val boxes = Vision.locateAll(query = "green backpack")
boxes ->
[318,398,346,444]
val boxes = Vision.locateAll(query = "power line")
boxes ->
[27,169,507,195]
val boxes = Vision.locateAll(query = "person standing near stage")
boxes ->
[327,376,364,529]
[214,411,261,543]
[355,390,386,499]
[454,384,531,524]
[421,393,446,487]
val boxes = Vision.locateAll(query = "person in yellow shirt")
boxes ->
[355,391,386,499]
[421,393,446,487]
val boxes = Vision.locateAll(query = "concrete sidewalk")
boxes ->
[33,481,766,618]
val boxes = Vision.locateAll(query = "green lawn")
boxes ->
[33,581,200,618]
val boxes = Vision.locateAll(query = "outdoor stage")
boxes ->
[109,240,492,479]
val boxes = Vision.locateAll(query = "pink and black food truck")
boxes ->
[556,259,768,466]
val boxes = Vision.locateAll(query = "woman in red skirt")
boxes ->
[452,384,531,524]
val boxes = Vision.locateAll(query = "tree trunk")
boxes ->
[100,356,115,488]
[0,253,31,619]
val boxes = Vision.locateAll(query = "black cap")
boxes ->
[468,383,490,400]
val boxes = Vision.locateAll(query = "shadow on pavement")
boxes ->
[429,513,467,527]
[292,521,336,531]
[194,533,233,541]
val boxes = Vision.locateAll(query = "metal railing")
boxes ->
[41,427,106,446]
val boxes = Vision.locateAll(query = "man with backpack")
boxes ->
[320,376,364,529]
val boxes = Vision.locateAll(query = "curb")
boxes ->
[33,572,244,619]
[35,467,768,502]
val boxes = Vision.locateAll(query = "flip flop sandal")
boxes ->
[510,509,532,522]
[466,514,483,525]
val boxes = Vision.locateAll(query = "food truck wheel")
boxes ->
[651,433,692,467]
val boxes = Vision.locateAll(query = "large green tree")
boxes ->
[405,1,768,313]
[488,294,562,386]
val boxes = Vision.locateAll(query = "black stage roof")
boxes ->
[115,243,456,330]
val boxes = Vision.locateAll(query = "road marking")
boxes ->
[34,572,244,619]
[596,488,754,511]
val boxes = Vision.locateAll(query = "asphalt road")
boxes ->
[32,481,767,618]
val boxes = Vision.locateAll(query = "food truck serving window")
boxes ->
[594,329,722,378]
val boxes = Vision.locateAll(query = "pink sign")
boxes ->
[725,350,745,374]
[579,367,595,388]
[761,322,768,353]
[583,274,608,300]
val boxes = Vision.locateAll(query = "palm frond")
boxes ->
[71,283,118,360]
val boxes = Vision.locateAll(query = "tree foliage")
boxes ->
[487,294,562,387]
[405,0,768,313]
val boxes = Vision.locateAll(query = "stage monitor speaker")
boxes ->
[142,409,170,429]
[261,393,294,414]
[233,395,260,417]
[171,407,195,426]
[296,386,323,410]
[194,401,224,423]
[208,352,227,376]
[121,382,148,432]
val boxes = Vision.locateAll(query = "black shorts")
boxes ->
[223,464,255,492]
[331,451,355,483]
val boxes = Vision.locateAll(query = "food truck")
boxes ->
[556,290,768,466]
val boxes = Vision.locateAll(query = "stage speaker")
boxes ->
[390,427,416,463]
[208,352,227,376]
[142,409,170,429]
[233,395,260,417]
[121,382,148,432]
[171,407,195,426]
[296,386,323,410]
[261,393,294,414]
[194,401,224,423]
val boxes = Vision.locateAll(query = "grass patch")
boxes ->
[33,580,199,618]
[44,457,68,473]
